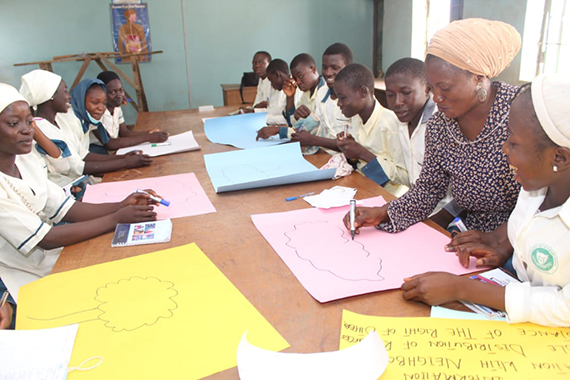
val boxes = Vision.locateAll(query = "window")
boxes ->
[520,0,569,81]
[411,0,452,60]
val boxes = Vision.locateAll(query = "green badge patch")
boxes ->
[530,245,558,273]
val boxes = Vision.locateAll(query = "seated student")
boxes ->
[253,58,289,125]
[257,54,325,150]
[89,71,168,153]
[0,83,159,301]
[402,74,570,327]
[384,57,454,218]
[241,51,272,112]
[291,43,354,155]
[19,70,152,188]
[334,63,408,195]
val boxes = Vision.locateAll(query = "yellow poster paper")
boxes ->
[340,310,570,380]
[17,243,289,379]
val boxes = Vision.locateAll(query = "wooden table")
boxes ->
[221,84,257,106]
[53,106,447,379]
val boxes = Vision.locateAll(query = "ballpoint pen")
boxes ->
[285,192,315,201]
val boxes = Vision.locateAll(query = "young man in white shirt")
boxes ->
[292,43,354,155]
[335,63,408,195]
[384,58,454,217]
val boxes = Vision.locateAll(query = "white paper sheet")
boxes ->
[303,186,358,208]
[116,130,200,157]
[0,324,78,379]
[237,331,388,380]
[430,306,506,321]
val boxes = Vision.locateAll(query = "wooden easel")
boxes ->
[14,51,162,113]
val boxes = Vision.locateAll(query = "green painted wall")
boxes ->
[0,0,374,123]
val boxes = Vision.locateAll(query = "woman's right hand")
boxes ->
[114,204,157,224]
[342,205,389,234]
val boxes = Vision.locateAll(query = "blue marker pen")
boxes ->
[285,192,314,201]
[453,217,468,232]
[136,189,170,207]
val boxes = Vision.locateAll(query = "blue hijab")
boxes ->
[70,78,110,144]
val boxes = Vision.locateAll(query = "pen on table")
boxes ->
[350,199,356,240]
[136,189,171,207]
[0,291,9,310]
[151,142,171,147]
[453,217,468,232]
[285,192,314,201]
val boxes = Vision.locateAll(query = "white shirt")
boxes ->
[253,77,272,109]
[263,86,287,125]
[0,152,75,302]
[315,86,350,137]
[314,86,352,155]
[396,99,452,212]
[505,188,570,327]
[90,106,125,146]
[352,100,408,195]
[34,109,90,187]
[397,99,436,187]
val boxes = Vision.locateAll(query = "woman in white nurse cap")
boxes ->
[401,73,570,327]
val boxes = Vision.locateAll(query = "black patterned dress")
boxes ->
[380,81,521,233]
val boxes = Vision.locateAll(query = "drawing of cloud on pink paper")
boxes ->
[82,173,216,220]
[284,221,384,282]
[252,196,478,302]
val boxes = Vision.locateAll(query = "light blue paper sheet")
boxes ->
[204,112,289,149]
[204,142,336,193]
[430,306,506,321]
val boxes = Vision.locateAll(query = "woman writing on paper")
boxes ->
[344,19,521,233]
[402,74,570,327]
[0,84,158,302]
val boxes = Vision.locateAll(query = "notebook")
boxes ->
[111,219,172,247]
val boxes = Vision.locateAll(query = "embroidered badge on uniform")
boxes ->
[530,245,558,274]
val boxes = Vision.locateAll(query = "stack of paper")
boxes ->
[116,130,200,157]
[204,142,335,193]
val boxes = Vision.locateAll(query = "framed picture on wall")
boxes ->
[110,3,152,63]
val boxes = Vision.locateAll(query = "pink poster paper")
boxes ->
[251,196,477,302]
[82,173,216,220]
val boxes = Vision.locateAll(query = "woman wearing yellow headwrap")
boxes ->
[344,18,521,234]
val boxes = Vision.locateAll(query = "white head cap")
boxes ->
[0,83,29,114]
[19,69,62,108]
[531,73,570,149]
